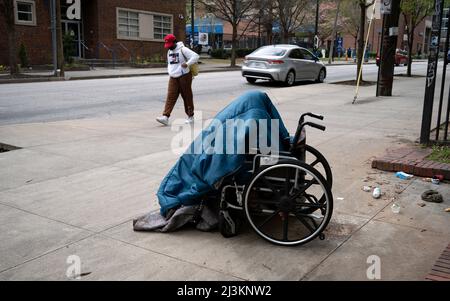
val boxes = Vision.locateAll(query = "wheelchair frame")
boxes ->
[217,113,333,246]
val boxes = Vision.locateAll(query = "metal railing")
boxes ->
[420,1,450,145]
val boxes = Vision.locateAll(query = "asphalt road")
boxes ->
[0,62,429,125]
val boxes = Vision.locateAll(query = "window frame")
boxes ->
[299,48,315,61]
[14,0,36,26]
[116,7,173,42]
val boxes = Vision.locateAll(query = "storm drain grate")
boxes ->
[0,143,21,153]
[425,243,450,281]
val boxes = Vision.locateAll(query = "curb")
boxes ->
[372,146,450,180]
[0,77,66,85]
[0,66,242,84]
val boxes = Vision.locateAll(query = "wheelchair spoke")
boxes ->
[295,213,317,233]
[310,159,320,167]
[284,169,291,196]
[258,209,281,228]
[289,179,317,201]
[282,214,289,241]
[304,193,320,205]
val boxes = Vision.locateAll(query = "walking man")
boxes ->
[156,34,200,126]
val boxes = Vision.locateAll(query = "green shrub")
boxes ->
[19,43,29,68]
[211,48,230,59]
[63,34,76,64]
[211,48,256,59]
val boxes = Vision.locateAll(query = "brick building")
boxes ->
[0,0,186,66]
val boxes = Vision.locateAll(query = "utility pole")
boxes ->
[55,0,65,77]
[314,0,320,53]
[50,0,57,76]
[377,0,401,96]
[420,0,445,144]
[191,0,195,49]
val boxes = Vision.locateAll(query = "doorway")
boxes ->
[62,20,83,58]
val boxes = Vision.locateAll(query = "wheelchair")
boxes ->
[215,113,333,246]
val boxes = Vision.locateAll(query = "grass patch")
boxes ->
[427,145,450,164]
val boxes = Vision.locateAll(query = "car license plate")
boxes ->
[251,62,265,68]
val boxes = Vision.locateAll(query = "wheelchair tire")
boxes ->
[244,160,333,246]
[304,145,333,188]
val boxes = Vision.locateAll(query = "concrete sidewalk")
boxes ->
[0,70,449,280]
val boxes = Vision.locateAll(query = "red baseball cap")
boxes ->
[164,34,176,49]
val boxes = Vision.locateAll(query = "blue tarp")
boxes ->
[157,91,290,216]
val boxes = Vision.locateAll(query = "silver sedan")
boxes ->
[242,45,326,86]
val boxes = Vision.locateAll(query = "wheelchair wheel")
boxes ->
[244,161,333,246]
[304,145,333,188]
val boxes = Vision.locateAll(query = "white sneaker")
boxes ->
[156,115,169,126]
[185,116,194,124]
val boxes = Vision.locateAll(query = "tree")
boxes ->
[340,0,360,53]
[316,1,341,48]
[0,0,19,75]
[401,0,434,77]
[356,0,375,81]
[328,0,342,64]
[199,0,256,67]
[273,0,309,43]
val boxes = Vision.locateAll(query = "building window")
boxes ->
[14,0,36,26]
[117,8,173,41]
[153,15,172,40]
[118,10,140,38]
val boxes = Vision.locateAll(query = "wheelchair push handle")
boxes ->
[304,122,326,132]
[290,122,326,151]
[299,112,324,124]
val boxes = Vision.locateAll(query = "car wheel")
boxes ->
[246,77,257,84]
[285,70,295,87]
[316,68,326,83]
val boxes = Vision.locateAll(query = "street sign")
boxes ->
[381,0,392,15]
[198,32,208,45]
[314,35,319,49]
[367,0,381,20]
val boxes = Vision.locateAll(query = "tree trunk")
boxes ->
[282,30,290,43]
[7,28,18,75]
[231,24,238,67]
[357,2,366,81]
[407,26,415,77]
[378,0,401,96]
[329,0,341,65]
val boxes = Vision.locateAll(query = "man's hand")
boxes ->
[181,63,188,68]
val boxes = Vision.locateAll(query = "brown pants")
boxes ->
[163,73,194,118]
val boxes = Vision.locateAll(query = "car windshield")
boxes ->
[252,47,287,57]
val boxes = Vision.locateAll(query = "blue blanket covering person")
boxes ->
[157,90,290,217]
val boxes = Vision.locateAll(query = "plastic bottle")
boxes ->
[391,203,401,214]
[372,187,381,199]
